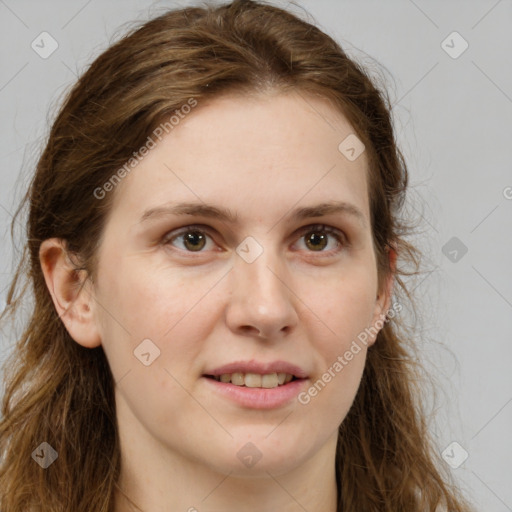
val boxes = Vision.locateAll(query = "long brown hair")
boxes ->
[0,1,473,510]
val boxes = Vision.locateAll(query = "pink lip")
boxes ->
[202,360,310,409]
[204,360,309,379]
[202,377,308,409]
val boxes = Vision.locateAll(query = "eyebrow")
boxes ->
[139,200,367,228]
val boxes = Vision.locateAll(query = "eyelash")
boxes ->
[162,223,348,256]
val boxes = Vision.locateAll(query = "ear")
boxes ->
[39,238,101,348]
[367,243,397,347]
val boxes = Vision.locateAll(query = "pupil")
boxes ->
[184,232,205,251]
[182,231,328,252]
[307,232,327,251]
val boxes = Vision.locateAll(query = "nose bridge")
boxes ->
[228,235,298,337]
[236,238,288,303]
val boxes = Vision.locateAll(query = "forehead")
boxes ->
[109,91,371,226]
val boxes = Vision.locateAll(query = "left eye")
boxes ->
[294,224,345,253]
[163,224,346,254]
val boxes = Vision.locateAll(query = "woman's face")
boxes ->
[90,91,392,476]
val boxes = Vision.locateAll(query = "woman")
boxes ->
[0,1,474,511]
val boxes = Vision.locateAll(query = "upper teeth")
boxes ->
[214,372,294,388]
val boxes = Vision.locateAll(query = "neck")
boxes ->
[114,433,339,512]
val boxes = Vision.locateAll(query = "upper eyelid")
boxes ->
[164,223,347,247]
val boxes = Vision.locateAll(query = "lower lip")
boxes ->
[202,376,308,409]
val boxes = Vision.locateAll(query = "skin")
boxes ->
[40,90,394,512]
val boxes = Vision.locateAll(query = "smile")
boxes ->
[202,374,308,409]
[206,372,296,388]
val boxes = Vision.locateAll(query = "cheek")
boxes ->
[94,260,217,420]
[311,266,377,348]
[95,258,219,374]
[298,265,376,412]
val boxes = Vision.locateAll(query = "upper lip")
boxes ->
[204,360,309,379]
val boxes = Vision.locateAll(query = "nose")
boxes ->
[225,246,299,340]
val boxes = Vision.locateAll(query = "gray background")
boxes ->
[0,0,511,509]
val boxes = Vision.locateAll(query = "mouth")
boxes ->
[201,361,309,409]
[203,372,299,388]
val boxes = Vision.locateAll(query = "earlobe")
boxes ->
[39,238,102,348]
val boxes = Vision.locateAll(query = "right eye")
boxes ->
[162,225,217,253]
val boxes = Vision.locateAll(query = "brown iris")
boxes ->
[183,231,207,251]
[304,232,328,251]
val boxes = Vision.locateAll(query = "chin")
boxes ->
[214,451,305,478]
[202,428,316,477]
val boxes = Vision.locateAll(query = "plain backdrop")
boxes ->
[0,1,511,510]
